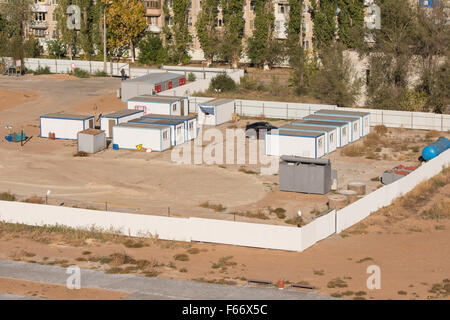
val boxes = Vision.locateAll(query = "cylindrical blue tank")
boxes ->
[422,137,450,161]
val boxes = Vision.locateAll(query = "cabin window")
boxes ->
[354,123,358,132]
[189,122,193,130]
[329,133,334,143]
[342,127,347,137]
[163,131,168,140]
[318,137,323,149]
[177,127,181,134]
[172,104,177,111]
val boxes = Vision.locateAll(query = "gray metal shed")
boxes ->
[121,72,186,102]
[279,156,332,194]
[77,129,106,154]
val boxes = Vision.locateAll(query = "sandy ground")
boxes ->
[0,75,445,224]
[0,75,449,300]
[0,277,129,300]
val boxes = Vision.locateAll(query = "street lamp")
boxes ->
[103,1,113,73]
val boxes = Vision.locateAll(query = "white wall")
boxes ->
[1,150,448,253]
[40,118,87,140]
[337,148,450,232]
[112,125,170,151]
[188,97,450,132]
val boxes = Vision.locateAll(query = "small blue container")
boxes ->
[112,144,119,150]
[5,136,12,142]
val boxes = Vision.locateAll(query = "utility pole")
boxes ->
[103,2,113,73]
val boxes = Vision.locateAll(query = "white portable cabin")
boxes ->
[40,113,95,140]
[127,95,189,116]
[112,123,171,152]
[292,119,350,148]
[142,114,198,141]
[303,114,361,142]
[285,123,338,154]
[198,98,235,126]
[265,129,326,159]
[100,109,144,139]
[129,118,185,146]
[313,109,370,137]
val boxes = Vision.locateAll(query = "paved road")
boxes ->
[0,260,332,300]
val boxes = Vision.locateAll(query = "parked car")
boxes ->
[245,122,278,139]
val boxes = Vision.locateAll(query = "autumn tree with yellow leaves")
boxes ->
[103,0,147,62]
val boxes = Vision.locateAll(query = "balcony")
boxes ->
[30,20,49,29]
[146,25,161,33]
[31,3,48,13]
[145,1,162,16]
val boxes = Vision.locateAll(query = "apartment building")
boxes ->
[144,0,314,61]
[27,0,59,50]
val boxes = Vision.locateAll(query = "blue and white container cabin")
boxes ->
[100,109,144,139]
[40,113,95,140]
[292,119,350,148]
[313,109,370,137]
[303,114,361,142]
[198,98,235,126]
[112,123,171,152]
[127,95,189,116]
[129,118,185,146]
[142,114,198,141]
[265,129,326,159]
[284,123,338,154]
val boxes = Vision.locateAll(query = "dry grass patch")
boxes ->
[23,196,44,204]
[198,201,227,212]
[174,253,189,261]
[327,278,348,289]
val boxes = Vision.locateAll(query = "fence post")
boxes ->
[441,115,444,132]
[241,101,243,115]
[55,59,57,73]
[286,104,289,119]
[381,110,384,125]
[262,102,265,117]
[411,112,413,129]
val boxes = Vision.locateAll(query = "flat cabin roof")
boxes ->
[293,119,348,127]
[284,124,335,132]
[315,109,370,116]
[127,72,183,84]
[142,94,187,100]
[277,129,324,138]
[199,98,234,107]
[131,118,184,125]
[281,156,331,165]
[142,113,196,121]
[41,113,93,120]
[128,96,183,103]
[115,122,170,130]
[103,109,143,118]
[79,129,104,136]
[304,114,360,122]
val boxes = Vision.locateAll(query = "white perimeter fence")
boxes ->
[188,97,450,132]
[1,149,449,252]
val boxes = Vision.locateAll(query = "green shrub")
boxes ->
[33,66,51,75]
[138,35,169,65]
[174,253,189,261]
[187,72,196,81]
[0,191,16,201]
[209,73,237,93]
[93,70,109,77]
[70,68,90,78]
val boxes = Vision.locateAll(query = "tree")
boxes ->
[170,0,191,64]
[309,43,361,107]
[47,39,67,59]
[195,0,220,65]
[310,0,337,50]
[138,34,169,65]
[0,0,32,61]
[209,72,237,92]
[365,0,418,109]
[23,36,43,58]
[104,0,146,62]
[219,0,244,68]
[55,1,102,60]
[337,0,364,49]
[247,0,283,69]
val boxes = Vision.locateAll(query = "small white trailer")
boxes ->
[142,114,198,141]
[112,123,171,152]
[313,109,370,137]
[129,118,185,146]
[100,109,144,139]
[303,114,361,142]
[292,119,350,148]
[198,98,235,126]
[284,123,338,154]
[265,129,326,159]
[127,95,189,116]
[40,114,95,140]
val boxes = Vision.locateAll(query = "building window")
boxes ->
[302,40,309,49]
[34,29,45,37]
[172,104,177,111]
[35,12,46,21]
[215,18,222,27]
[250,1,255,11]
[189,122,193,130]
[318,138,323,149]
[330,133,334,144]
[278,4,288,14]
[52,29,58,38]
[163,131,168,140]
